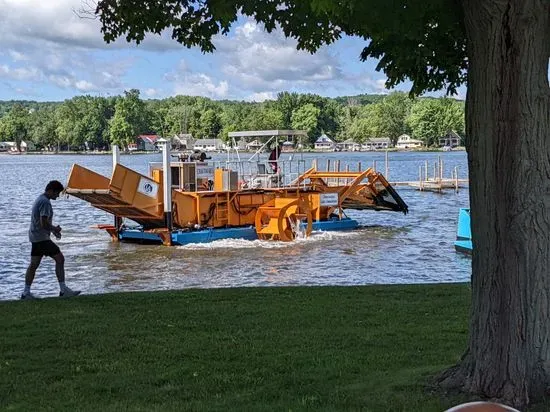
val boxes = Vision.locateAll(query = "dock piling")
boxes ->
[385,150,389,180]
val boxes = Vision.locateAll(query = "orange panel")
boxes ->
[67,164,110,190]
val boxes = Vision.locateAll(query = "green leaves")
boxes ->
[291,103,321,140]
[406,97,464,146]
[109,89,148,148]
[0,90,465,150]
[0,104,30,152]
[95,0,467,96]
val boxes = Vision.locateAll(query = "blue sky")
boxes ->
[0,0,467,102]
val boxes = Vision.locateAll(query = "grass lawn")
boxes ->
[0,284,547,411]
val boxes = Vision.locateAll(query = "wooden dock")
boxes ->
[315,152,469,193]
[390,178,469,192]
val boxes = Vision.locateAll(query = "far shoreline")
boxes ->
[0,147,467,156]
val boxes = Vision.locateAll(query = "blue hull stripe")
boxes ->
[119,219,360,246]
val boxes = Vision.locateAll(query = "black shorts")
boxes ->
[31,240,61,257]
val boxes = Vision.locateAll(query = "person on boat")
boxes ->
[21,180,80,300]
[268,142,283,173]
[176,152,190,162]
[190,150,211,162]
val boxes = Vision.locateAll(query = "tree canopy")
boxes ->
[0,91,464,150]
[0,104,30,151]
[95,0,467,96]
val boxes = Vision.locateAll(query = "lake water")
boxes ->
[0,151,471,301]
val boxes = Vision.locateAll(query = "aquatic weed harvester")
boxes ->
[66,130,408,246]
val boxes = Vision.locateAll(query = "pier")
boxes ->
[314,152,469,193]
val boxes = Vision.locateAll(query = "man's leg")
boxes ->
[52,252,80,297]
[24,256,42,295]
[52,252,65,283]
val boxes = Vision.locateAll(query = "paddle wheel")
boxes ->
[254,197,313,241]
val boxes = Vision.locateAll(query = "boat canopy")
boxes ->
[227,130,307,138]
[227,129,307,162]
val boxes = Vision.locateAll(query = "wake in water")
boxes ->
[175,226,396,250]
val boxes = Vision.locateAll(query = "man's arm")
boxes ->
[40,216,61,233]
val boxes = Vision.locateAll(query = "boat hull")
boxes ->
[454,208,472,254]
[119,218,360,246]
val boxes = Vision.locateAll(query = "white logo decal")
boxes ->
[137,177,159,198]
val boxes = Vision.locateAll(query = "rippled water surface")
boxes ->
[0,151,471,300]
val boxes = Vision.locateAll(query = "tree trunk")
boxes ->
[439,0,550,407]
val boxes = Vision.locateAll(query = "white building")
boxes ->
[439,131,462,148]
[281,141,294,152]
[361,137,391,151]
[235,138,248,151]
[193,138,225,152]
[396,134,423,149]
[172,133,195,150]
[245,139,263,152]
[0,141,35,152]
[314,134,335,151]
[336,139,361,151]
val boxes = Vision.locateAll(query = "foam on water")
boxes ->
[176,229,370,250]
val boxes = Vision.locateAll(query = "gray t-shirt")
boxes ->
[29,194,53,243]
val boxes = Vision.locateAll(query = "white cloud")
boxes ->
[0,0,186,51]
[144,88,161,97]
[0,3,393,100]
[213,20,343,93]
[46,72,99,92]
[0,1,139,95]
[75,80,95,91]
[0,0,103,49]
[0,64,41,81]
[245,92,276,102]
[352,75,390,94]
[172,73,229,99]
[48,74,73,88]
[8,50,28,61]
[2,81,38,97]
[165,59,229,99]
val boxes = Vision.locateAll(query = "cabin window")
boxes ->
[171,166,180,187]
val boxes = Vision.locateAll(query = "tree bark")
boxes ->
[439,0,550,407]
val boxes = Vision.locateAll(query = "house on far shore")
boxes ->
[439,130,462,148]
[172,133,195,150]
[193,138,225,152]
[135,134,160,151]
[235,138,248,151]
[362,137,391,151]
[245,139,263,152]
[281,140,294,152]
[314,134,335,151]
[0,141,35,152]
[336,139,361,152]
[396,134,423,149]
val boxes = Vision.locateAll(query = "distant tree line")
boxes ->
[0,90,465,151]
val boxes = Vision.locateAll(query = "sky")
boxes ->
[0,0,467,103]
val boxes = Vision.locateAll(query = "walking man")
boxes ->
[21,180,80,299]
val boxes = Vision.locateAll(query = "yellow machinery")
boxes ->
[66,160,407,243]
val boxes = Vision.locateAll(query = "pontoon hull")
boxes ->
[119,218,360,245]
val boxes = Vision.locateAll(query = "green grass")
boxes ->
[0,284,544,411]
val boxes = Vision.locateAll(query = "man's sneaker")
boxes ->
[59,287,81,298]
[20,292,39,300]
